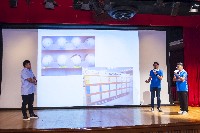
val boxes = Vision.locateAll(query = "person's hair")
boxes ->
[23,60,30,67]
[153,62,159,66]
[177,62,183,66]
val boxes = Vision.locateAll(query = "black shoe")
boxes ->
[157,108,163,112]
[30,114,39,119]
[23,116,30,121]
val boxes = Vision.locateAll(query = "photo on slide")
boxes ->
[41,36,95,76]
[83,67,133,106]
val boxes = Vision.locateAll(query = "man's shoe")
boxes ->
[178,111,183,114]
[30,114,39,119]
[182,111,188,115]
[157,108,163,112]
[150,108,154,112]
[23,116,30,121]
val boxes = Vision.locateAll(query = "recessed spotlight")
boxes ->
[189,4,199,12]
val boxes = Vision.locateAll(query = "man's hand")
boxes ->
[145,76,152,83]
[33,79,37,85]
[27,78,37,85]
[33,77,37,85]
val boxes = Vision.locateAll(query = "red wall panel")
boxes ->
[0,0,200,27]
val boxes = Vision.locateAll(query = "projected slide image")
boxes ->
[83,67,133,106]
[1,29,170,107]
[41,36,95,76]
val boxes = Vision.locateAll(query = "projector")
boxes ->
[108,6,137,20]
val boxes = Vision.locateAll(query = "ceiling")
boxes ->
[74,0,200,16]
[0,0,200,27]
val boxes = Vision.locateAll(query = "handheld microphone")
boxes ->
[174,70,179,74]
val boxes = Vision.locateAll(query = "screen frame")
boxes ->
[0,23,183,108]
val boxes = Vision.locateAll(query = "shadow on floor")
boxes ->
[162,112,179,115]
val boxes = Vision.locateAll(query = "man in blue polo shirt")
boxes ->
[21,60,39,120]
[173,62,188,115]
[145,62,163,112]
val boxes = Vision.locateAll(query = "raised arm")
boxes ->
[145,76,152,83]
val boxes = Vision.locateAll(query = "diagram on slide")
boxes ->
[40,36,95,76]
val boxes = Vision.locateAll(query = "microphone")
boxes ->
[174,70,179,74]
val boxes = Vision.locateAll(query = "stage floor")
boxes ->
[0,106,200,130]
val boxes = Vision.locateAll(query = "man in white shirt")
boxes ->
[21,60,38,120]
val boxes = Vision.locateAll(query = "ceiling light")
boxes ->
[44,0,58,10]
[79,0,91,10]
[104,0,112,11]
[190,4,199,12]
[81,3,90,10]
[190,8,198,12]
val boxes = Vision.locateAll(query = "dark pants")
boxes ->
[21,93,34,117]
[151,88,161,109]
[178,91,188,112]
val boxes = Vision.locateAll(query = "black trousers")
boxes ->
[21,93,34,116]
[150,88,161,109]
[178,91,188,112]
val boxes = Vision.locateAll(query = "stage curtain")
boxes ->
[0,27,2,95]
[184,27,200,107]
